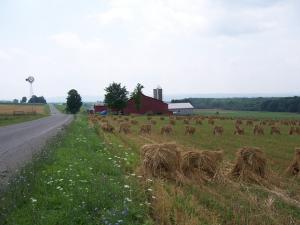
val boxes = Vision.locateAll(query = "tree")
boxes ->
[130,83,144,111]
[28,95,47,104]
[20,96,27,103]
[66,89,82,114]
[12,99,19,104]
[104,82,128,113]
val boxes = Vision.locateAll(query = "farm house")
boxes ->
[168,102,194,115]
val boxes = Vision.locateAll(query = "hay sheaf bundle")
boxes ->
[141,143,181,180]
[231,147,268,184]
[286,148,300,176]
[181,150,223,182]
[101,123,114,133]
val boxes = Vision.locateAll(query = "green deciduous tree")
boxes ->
[28,95,47,104]
[130,83,144,111]
[66,89,82,114]
[104,82,128,113]
[20,96,27,103]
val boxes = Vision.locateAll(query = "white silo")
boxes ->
[153,85,163,101]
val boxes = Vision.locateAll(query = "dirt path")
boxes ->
[0,104,73,186]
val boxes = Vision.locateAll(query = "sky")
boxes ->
[1,0,300,102]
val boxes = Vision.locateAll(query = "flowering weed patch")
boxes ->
[0,115,151,225]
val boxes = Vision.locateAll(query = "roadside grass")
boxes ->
[54,104,66,113]
[195,109,300,120]
[99,114,300,224]
[44,104,50,114]
[0,115,151,225]
[54,104,86,114]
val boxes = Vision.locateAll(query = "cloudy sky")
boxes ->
[1,0,300,101]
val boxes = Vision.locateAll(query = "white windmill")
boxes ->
[25,76,35,98]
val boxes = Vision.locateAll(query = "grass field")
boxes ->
[0,104,49,126]
[1,111,300,225]
[195,109,300,119]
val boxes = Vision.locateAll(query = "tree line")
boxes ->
[7,96,47,104]
[65,83,143,114]
[171,96,300,113]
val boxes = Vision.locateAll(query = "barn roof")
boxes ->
[168,103,194,109]
[94,102,106,106]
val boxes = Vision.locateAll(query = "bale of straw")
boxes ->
[139,124,151,134]
[230,147,268,184]
[169,119,176,126]
[151,120,157,125]
[181,150,223,182]
[141,143,181,180]
[131,119,138,125]
[286,148,300,176]
[101,123,114,133]
[161,125,173,135]
[119,122,131,134]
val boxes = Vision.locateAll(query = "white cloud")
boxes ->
[91,0,210,40]
[90,0,291,39]
[0,49,11,61]
[50,32,105,50]
[2,0,300,99]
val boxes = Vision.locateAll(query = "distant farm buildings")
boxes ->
[168,102,194,115]
[124,94,169,114]
[94,103,107,114]
[94,86,171,115]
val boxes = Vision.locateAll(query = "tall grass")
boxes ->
[0,115,151,225]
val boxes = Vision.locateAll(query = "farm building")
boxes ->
[94,103,108,114]
[168,102,194,115]
[94,95,170,115]
[124,94,170,115]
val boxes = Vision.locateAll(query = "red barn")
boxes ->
[94,103,108,113]
[123,94,170,115]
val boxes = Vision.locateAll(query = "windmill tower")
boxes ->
[25,76,35,98]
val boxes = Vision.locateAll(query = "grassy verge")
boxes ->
[0,115,151,225]
[54,104,66,113]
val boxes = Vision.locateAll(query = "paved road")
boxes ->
[0,105,73,185]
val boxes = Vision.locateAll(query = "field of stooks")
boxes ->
[89,113,300,225]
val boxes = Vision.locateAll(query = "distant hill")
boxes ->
[171,96,300,113]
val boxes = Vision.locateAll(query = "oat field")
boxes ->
[0,104,47,115]
[0,104,49,126]
[92,112,300,225]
